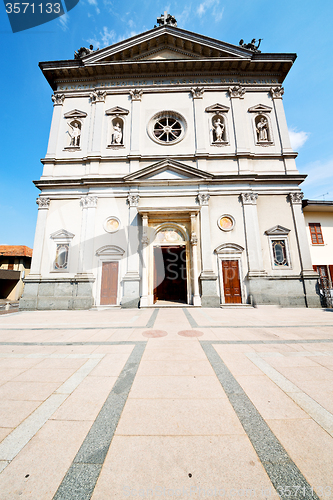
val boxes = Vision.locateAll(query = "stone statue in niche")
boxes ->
[212,117,225,143]
[68,121,81,147]
[112,121,123,145]
[256,116,269,142]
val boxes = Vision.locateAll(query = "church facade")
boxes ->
[20,15,321,310]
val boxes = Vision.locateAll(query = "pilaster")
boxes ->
[198,193,220,307]
[241,193,266,277]
[129,89,143,161]
[121,193,141,308]
[229,86,250,173]
[191,87,207,161]
[46,94,64,158]
[190,213,201,306]
[270,87,294,157]
[140,214,149,307]
[90,90,106,154]
[29,197,50,276]
[76,195,98,279]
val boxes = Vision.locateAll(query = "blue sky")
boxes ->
[0,0,332,247]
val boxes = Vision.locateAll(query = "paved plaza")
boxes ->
[0,306,332,499]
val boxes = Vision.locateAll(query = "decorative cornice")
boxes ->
[229,85,245,98]
[90,90,106,103]
[36,197,50,209]
[241,192,258,205]
[130,89,143,101]
[127,194,140,207]
[80,196,98,208]
[205,103,230,113]
[289,192,303,205]
[270,86,284,99]
[105,106,129,116]
[197,193,210,206]
[191,86,205,99]
[51,94,65,106]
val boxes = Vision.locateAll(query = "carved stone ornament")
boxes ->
[90,90,106,103]
[191,231,198,245]
[51,94,65,106]
[141,233,149,246]
[130,89,143,101]
[127,194,140,207]
[289,192,304,205]
[191,87,205,99]
[36,197,50,209]
[156,11,177,27]
[228,86,246,99]
[270,87,284,99]
[241,193,258,205]
[197,193,210,206]
[80,196,98,208]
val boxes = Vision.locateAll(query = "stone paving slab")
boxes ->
[0,307,332,499]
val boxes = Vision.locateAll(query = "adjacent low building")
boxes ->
[303,200,333,307]
[0,246,32,301]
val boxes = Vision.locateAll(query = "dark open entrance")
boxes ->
[153,246,187,303]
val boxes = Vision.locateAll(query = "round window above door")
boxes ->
[148,111,186,145]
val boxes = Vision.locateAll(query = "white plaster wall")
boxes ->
[257,195,301,274]
[209,195,248,277]
[304,211,333,265]
[41,199,82,277]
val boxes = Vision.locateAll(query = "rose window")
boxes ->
[148,111,186,145]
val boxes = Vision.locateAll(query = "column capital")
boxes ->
[229,85,245,98]
[130,89,143,101]
[197,193,210,206]
[51,93,65,106]
[127,194,140,207]
[80,196,98,208]
[270,86,284,99]
[289,192,304,205]
[241,192,258,205]
[36,197,50,209]
[191,86,205,99]
[90,90,106,103]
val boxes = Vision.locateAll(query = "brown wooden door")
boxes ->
[100,261,118,305]
[222,260,242,304]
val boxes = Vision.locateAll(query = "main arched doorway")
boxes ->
[152,224,189,304]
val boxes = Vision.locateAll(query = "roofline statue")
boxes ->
[155,11,177,28]
[239,38,262,53]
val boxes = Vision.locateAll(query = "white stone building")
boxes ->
[20,14,320,310]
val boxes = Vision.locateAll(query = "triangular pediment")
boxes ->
[63,109,87,119]
[124,159,215,182]
[265,225,290,236]
[105,106,129,115]
[83,26,252,65]
[248,104,272,113]
[50,229,75,239]
[205,103,230,113]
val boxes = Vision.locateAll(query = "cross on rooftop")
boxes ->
[156,11,177,27]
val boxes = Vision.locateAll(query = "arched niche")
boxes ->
[254,114,273,144]
[67,119,82,147]
[111,117,124,145]
[211,114,227,143]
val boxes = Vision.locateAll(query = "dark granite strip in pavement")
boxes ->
[201,341,320,500]
[182,308,198,328]
[145,308,159,328]
[52,342,146,500]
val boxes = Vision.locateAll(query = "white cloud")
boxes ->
[87,0,97,4]
[299,157,333,199]
[175,6,191,28]
[58,13,69,31]
[196,0,221,18]
[288,127,309,151]
[128,19,135,29]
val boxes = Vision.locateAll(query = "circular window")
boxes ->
[218,215,235,232]
[104,216,120,233]
[148,111,186,145]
